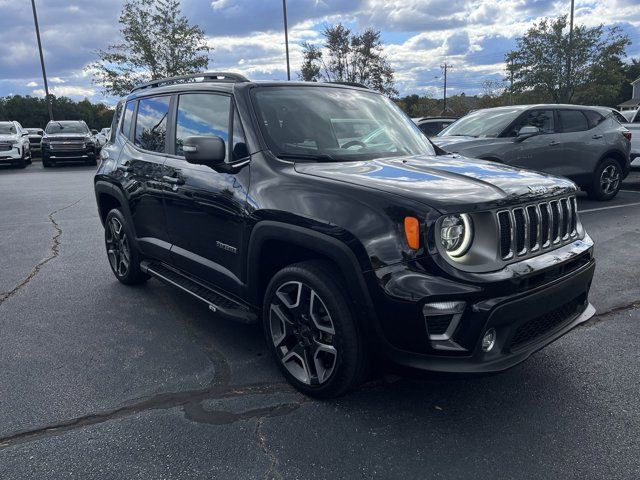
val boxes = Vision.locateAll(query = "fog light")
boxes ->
[482,328,496,352]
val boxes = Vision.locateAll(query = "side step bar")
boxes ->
[140,260,258,324]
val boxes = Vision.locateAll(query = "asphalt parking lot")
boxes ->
[1,164,639,479]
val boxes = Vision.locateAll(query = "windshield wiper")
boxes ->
[276,153,337,162]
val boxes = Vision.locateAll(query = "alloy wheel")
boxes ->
[600,165,620,195]
[269,281,338,386]
[105,217,131,277]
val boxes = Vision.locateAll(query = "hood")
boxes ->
[0,134,19,142]
[294,154,577,211]
[432,136,506,153]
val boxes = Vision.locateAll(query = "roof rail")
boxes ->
[326,81,369,89]
[131,72,250,93]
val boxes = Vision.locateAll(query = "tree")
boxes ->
[88,0,211,96]
[505,16,630,104]
[614,58,640,106]
[0,95,114,130]
[300,24,397,96]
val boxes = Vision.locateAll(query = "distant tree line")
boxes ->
[0,96,114,130]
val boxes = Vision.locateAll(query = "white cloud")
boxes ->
[26,81,38,87]
[32,85,95,98]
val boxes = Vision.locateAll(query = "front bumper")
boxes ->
[0,147,23,163]
[367,238,596,374]
[43,146,95,161]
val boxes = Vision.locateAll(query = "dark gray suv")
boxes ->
[433,105,631,200]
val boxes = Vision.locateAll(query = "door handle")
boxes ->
[592,134,603,139]
[162,175,185,186]
[549,140,561,146]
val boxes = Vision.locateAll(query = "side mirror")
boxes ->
[91,129,98,135]
[21,132,29,137]
[515,126,539,142]
[183,136,226,167]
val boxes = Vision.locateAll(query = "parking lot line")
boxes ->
[620,190,640,194]
[579,201,640,214]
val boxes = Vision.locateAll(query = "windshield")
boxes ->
[438,108,524,138]
[0,123,17,135]
[45,122,89,134]
[26,128,43,135]
[252,86,435,161]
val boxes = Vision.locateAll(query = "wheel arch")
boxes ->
[246,221,377,327]
[94,180,137,239]
[598,149,629,176]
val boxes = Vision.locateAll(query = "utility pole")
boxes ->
[30,0,53,121]
[440,63,451,114]
[565,0,575,103]
[282,0,291,81]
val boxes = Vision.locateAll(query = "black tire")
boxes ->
[15,159,26,169]
[587,158,622,201]
[42,154,52,168]
[104,209,149,285]
[86,155,98,166]
[262,260,368,398]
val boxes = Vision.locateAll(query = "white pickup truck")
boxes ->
[620,109,640,165]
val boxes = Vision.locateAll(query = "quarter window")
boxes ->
[134,96,170,153]
[111,101,124,142]
[121,101,135,139]
[558,110,589,132]
[175,93,230,159]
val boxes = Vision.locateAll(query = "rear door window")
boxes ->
[583,110,605,129]
[134,96,170,153]
[558,110,589,132]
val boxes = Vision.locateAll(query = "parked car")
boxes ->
[25,128,44,156]
[0,121,32,168]
[41,120,97,167]
[95,73,595,397]
[611,108,639,166]
[95,128,111,149]
[412,116,458,137]
[433,105,631,200]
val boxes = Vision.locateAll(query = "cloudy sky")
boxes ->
[1,0,639,105]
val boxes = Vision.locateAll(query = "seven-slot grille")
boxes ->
[497,196,578,260]
[49,141,84,150]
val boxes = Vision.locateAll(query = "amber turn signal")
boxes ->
[404,217,420,250]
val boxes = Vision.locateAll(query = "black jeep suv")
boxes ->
[94,73,596,397]
[42,120,97,167]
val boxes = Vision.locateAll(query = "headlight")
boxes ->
[440,214,473,258]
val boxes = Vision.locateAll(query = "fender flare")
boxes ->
[246,221,377,324]
[94,180,138,240]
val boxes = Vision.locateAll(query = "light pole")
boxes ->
[566,0,575,102]
[30,0,53,121]
[282,0,291,80]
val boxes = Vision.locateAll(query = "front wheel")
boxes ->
[104,209,148,285]
[263,261,368,398]
[587,158,622,201]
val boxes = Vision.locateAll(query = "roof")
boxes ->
[631,76,640,85]
[618,98,640,107]
[126,76,374,102]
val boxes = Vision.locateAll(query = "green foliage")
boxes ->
[88,0,211,96]
[506,15,630,104]
[300,24,397,96]
[614,58,640,106]
[0,95,113,130]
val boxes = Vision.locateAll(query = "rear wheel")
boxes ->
[587,158,622,201]
[263,261,368,398]
[104,209,149,285]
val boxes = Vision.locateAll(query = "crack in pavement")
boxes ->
[0,195,87,307]
[578,299,640,328]
[256,416,283,480]
[0,381,292,450]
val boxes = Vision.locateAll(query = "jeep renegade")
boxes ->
[94,73,596,398]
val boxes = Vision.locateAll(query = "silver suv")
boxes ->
[433,105,632,200]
